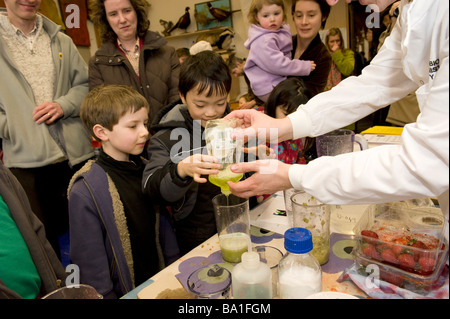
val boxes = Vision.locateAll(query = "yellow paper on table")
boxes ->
[361,126,404,135]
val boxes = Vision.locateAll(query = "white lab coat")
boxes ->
[288,0,449,238]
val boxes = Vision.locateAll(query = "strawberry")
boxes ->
[410,240,429,260]
[381,271,403,287]
[398,253,416,270]
[380,249,398,265]
[418,257,436,274]
[410,240,428,250]
[362,244,379,260]
[361,230,378,239]
[391,244,404,256]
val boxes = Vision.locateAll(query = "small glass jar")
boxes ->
[277,228,322,299]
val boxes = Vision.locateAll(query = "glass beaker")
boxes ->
[205,119,244,196]
[291,192,331,265]
[212,194,251,263]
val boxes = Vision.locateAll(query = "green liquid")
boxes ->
[209,166,243,196]
[219,233,249,263]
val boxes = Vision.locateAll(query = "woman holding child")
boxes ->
[291,0,332,97]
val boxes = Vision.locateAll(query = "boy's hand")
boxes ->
[177,154,221,183]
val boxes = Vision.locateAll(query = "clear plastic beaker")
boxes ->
[205,119,244,196]
[212,194,251,263]
[291,192,331,265]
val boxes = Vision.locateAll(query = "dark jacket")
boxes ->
[68,160,179,299]
[143,101,231,221]
[88,31,180,124]
[0,162,67,299]
[291,33,332,97]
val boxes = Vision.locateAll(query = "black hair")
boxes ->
[178,51,232,98]
[264,78,311,118]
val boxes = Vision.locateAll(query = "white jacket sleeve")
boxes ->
[287,1,449,207]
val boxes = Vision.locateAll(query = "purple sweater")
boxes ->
[244,23,311,97]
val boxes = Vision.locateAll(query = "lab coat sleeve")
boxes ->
[288,11,449,206]
[288,19,419,139]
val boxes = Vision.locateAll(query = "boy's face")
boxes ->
[100,107,149,161]
[181,86,228,128]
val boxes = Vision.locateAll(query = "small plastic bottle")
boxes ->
[277,228,322,299]
[232,251,272,299]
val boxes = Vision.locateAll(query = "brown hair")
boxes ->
[81,85,149,141]
[88,0,150,44]
[325,27,348,52]
[247,0,287,25]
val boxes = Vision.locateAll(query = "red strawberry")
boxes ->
[411,240,428,250]
[391,244,404,256]
[381,271,403,287]
[398,253,416,270]
[410,240,429,260]
[361,230,378,239]
[380,249,398,265]
[418,257,436,274]
[362,244,379,260]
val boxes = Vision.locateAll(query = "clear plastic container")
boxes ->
[291,192,331,265]
[277,228,322,299]
[353,203,448,293]
[232,251,272,299]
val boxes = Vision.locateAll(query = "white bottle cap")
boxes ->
[241,251,260,269]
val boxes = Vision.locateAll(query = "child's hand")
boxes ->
[177,154,221,183]
[310,61,316,71]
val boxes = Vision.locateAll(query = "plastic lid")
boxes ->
[284,228,313,254]
[241,251,260,269]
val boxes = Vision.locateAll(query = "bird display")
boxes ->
[194,8,215,26]
[207,2,231,21]
[168,7,191,35]
[159,19,173,37]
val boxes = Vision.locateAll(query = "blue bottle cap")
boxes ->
[284,228,313,254]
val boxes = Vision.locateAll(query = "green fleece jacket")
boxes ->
[0,10,93,168]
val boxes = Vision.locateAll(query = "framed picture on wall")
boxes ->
[195,0,233,31]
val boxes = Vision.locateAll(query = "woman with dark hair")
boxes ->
[291,0,332,97]
[88,0,180,125]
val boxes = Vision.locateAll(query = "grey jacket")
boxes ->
[0,162,67,299]
[0,11,93,169]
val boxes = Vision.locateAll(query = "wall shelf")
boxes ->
[165,26,230,40]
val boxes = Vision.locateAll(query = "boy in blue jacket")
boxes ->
[68,85,177,298]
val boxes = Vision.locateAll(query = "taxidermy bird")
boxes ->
[160,19,173,37]
[168,7,191,34]
[207,2,232,21]
[194,8,215,26]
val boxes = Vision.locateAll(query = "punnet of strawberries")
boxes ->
[359,227,446,276]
